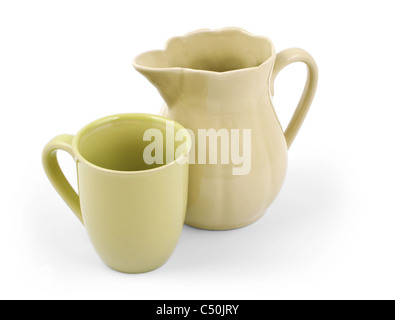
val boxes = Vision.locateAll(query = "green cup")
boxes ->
[43,114,191,273]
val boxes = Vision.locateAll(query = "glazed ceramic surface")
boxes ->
[42,114,190,273]
[134,28,318,230]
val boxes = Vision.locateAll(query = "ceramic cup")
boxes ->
[42,114,191,273]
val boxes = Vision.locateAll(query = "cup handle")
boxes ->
[270,48,318,149]
[42,134,84,224]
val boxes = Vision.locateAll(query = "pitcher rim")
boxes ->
[133,27,276,75]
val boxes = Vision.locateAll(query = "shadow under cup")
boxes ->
[72,114,190,273]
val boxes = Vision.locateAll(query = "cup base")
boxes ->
[105,262,167,274]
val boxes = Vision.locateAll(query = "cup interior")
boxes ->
[75,114,188,172]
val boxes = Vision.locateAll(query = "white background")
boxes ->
[1,0,394,300]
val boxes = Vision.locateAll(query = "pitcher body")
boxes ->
[134,28,318,230]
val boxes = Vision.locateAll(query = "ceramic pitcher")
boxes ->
[134,28,318,230]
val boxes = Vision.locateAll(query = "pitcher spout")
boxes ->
[133,50,184,107]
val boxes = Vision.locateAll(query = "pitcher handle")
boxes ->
[270,48,318,149]
[42,134,84,224]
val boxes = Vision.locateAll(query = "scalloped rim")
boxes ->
[133,27,276,75]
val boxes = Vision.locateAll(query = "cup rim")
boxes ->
[72,113,191,175]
